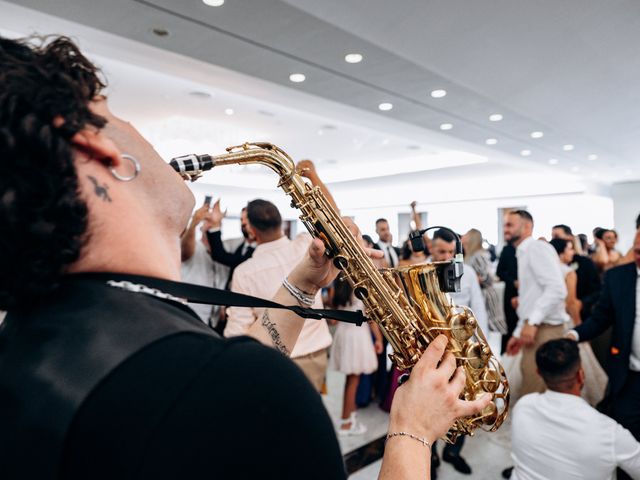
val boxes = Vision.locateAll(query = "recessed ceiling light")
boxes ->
[151,27,170,37]
[344,53,363,64]
[520,149,532,157]
[571,166,580,172]
[378,102,393,111]
[440,123,453,131]
[485,138,498,145]
[381,138,390,146]
[431,89,447,98]
[203,0,224,5]
[590,172,598,179]
[224,108,234,115]
[289,73,306,83]
[563,144,575,151]
[548,158,559,165]
[531,131,544,139]
[489,113,503,122]
[588,154,598,161]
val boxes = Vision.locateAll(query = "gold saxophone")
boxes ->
[170,143,509,442]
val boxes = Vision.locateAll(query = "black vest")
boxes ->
[0,273,217,479]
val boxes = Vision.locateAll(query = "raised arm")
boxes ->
[297,159,338,212]
[410,201,423,231]
[180,204,209,262]
[201,199,246,268]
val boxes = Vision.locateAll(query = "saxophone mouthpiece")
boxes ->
[169,153,214,180]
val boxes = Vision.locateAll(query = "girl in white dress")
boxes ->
[329,277,383,435]
[549,238,608,406]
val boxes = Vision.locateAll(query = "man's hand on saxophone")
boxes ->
[380,334,493,479]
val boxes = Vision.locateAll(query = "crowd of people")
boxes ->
[0,34,639,480]
[179,183,640,479]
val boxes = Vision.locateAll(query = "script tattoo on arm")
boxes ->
[261,309,290,356]
[87,175,112,203]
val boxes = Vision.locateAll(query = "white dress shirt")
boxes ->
[377,240,399,268]
[512,390,640,480]
[449,264,489,334]
[225,234,332,358]
[515,236,569,337]
[180,242,229,324]
[629,267,640,371]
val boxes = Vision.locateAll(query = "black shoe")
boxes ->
[502,466,514,479]
[442,453,472,474]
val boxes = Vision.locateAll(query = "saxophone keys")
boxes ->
[462,341,490,369]
[479,401,498,426]
[449,312,476,342]
[479,368,501,393]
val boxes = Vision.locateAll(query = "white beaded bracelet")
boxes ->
[282,277,316,307]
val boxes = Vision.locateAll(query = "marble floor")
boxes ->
[322,369,514,479]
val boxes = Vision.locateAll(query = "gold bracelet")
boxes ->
[385,432,431,449]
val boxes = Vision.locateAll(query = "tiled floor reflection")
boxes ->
[322,369,514,479]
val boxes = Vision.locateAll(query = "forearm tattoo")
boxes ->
[261,310,290,356]
[87,175,112,202]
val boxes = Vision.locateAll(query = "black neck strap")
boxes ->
[78,273,367,326]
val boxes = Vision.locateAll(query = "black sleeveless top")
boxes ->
[0,273,345,479]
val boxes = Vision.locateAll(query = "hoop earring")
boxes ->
[110,154,140,182]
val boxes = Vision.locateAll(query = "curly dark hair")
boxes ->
[0,35,106,310]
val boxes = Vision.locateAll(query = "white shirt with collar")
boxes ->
[225,234,332,358]
[514,236,569,337]
[377,240,399,268]
[449,263,489,334]
[629,267,640,371]
[511,390,640,480]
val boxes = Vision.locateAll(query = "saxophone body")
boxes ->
[171,143,509,442]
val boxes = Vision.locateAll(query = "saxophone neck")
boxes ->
[169,142,299,182]
[215,143,297,179]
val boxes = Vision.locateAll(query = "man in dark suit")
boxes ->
[205,202,255,286]
[496,241,519,354]
[373,218,401,268]
[569,230,640,455]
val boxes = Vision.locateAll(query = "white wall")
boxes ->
[611,181,639,252]
[344,193,614,246]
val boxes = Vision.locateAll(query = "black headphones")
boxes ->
[408,226,464,293]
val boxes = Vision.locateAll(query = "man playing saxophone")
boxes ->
[0,35,490,479]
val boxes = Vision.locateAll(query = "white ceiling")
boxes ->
[1,0,638,192]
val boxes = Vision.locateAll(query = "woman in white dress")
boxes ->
[549,238,608,406]
[329,277,383,435]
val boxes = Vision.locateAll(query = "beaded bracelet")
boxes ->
[385,432,431,449]
[282,277,316,307]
